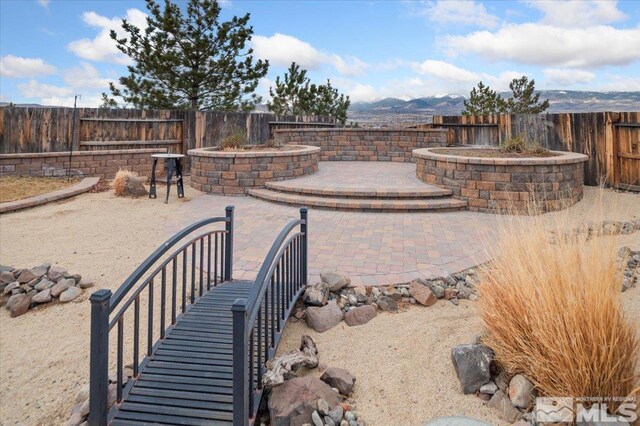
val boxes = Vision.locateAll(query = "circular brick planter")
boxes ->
[188,145,320,195]
[413,147,588,213]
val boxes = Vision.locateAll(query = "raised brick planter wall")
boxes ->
[413,147,588,214]
[273,128,448,162]
[0,148,166,179]
[188,145,320,195]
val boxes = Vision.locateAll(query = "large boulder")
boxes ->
[409,281,437,307]
[344,305,376,327]
[268,375,342,426]
[320,368,355,396]
[320,271,350,292]
[451,344,493,394]
[305,302,343,333]
[303,282,330,306]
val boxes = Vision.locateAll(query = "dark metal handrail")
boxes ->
[89,206,235,426]
[232,208,308,426]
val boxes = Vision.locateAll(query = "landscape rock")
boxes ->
[47,266,67,282]
[30,264,50,278]
[451,344,494,394]
[487,390,522,422]
[311,411,323,426]
[306,302,343,333]
[0,265,14,273]
[78,278,95,289]
[444,288,458,300]
[16,269,37,284]
[268,375,342,426]
[10,294,32,317]
[60,286,83,303]
[320,367,355,396]
[0,271,15,284]
[317,398,330,415]
[66,412,84,426]
[344,305,376,327]
[375,295,397,312]
[508,374,535,409]
[328,405,344,424]
[409,281,437,307]
[303,282,330,306]
[479,382,498,395]
[34,278,55,291]
[75,384,90,404]
[6,293,25,309]
[3,281,19,294]
[321,271,350,292]
[51,278,74,297]
[32,288,52,304]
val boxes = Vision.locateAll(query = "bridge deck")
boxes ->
[111,280,253,426]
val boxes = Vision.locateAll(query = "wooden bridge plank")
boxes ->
[114,409,230,425]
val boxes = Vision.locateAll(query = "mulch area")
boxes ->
[431,148,555,158]
[0,176,81,203]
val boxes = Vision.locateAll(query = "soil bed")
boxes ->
[221,144,297,153]
[0,176,81,203]
[430,148,555,158]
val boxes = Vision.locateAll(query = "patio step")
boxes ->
[247,188,467,212]
[264,180,452,199]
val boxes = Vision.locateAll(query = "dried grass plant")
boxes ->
[111,169,148,198]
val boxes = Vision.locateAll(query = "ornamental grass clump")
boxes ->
[477,207,639,406]
[499,134,550,156]
[111,169,148,198]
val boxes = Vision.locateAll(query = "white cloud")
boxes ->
[251,33,368,77]
[544,68,596,85]
[0,55,56,78]
[526,0,626,28]
[37,0,49,8]
[443,23,640,68]
[67,8,147,64]
[413,60,480,83]
[413,0,499,28]
[62,62,113,89]
[18,80,72,98]
[375,58,409,72]
[598,75,640,91]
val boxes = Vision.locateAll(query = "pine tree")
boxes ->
[268,63,351,124]
[462,81,507,115]
[507,76,550,114]
[102,0,269,111]
[267,62,313,115]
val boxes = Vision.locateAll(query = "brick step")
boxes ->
[264,181,452,199]
[247,188,467,212]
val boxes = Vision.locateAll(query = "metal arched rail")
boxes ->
[88,206,235,425]
[231,208,308,426]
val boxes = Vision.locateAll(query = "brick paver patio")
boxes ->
[168,162,502,286]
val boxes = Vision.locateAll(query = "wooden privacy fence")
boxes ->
[0,107,335,155]
[429,112,640,189]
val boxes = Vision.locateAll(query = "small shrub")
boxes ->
[220,131,247,150]
[477,205,639,408]
[111,169,148,197]
[499,134,550,156]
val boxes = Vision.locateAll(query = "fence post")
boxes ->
[225,205,234,281]
[89,289,112,426]
[232,298,249,426]
[300,207,308,286]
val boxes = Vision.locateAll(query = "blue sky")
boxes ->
[1,0,639,107]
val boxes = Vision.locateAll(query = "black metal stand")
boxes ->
[149,156,184,203]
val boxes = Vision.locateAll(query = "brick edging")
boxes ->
[0,177,100,214]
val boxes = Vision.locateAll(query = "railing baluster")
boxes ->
[171,258,177,324]
[220,233,225,283]
[160,267,166,340]
[148,278,154,356]
[199,237,204,296]
[133,296,139,377]
[225,206,234,281]
[214,233,219,286]
[191,242,196,304]
[257,308,263,389]
[117,317,124,402]
[301,208,308,288]
[207,234,212,290]
[249,326,255,415]
[182,248,187,313]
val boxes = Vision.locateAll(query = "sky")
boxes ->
[0,0,639,107]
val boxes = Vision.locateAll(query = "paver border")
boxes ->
[0,176,100,214]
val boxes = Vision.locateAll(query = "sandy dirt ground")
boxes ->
[0,186,638,425]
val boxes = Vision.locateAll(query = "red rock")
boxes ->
[409,281,437,306]
[444,288,458,300]
[344,305,376,327]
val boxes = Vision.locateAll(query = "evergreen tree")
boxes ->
[102,0,269,111]
[266,62,313,115]
[507,76,550,114]
[268,63,351,124]
[462,81,507,115]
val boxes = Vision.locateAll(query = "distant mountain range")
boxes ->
[349,90,640,116]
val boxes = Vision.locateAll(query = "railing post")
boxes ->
[89,289,112,426]
[225,205,234,281]
[300,207,308,286]
[232,298,249,426]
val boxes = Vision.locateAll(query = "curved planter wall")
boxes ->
[274,128,448,162]
[413,147,588,213]
[189,145,320,195]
